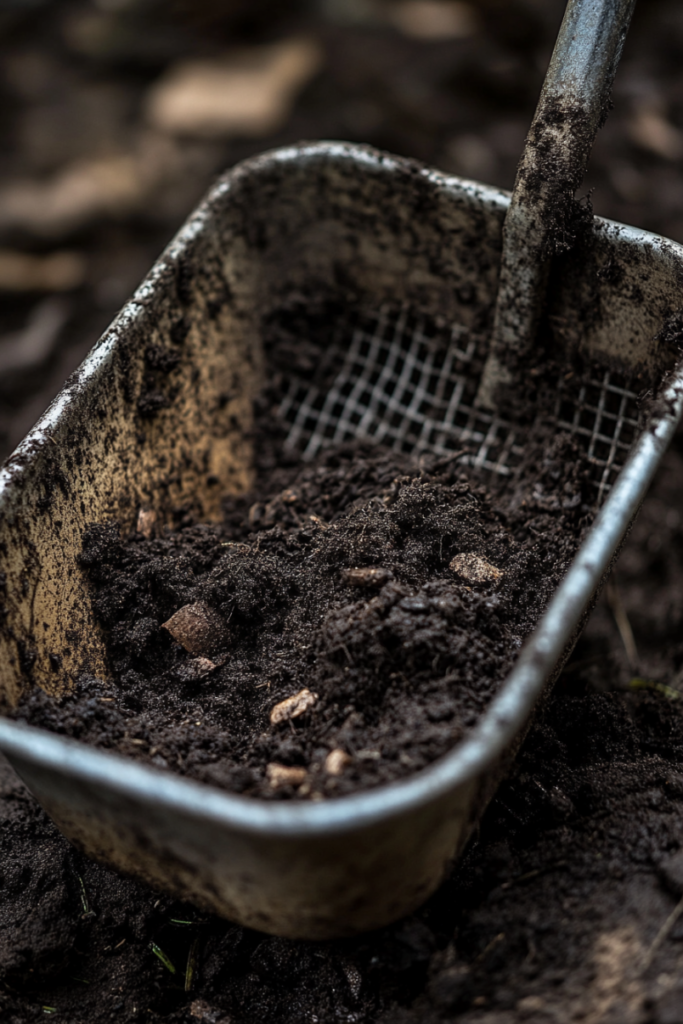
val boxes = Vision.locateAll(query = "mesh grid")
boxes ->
[278,305,641,504]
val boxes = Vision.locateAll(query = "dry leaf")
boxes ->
[270,687,318,725]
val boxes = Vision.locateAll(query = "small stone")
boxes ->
[356,749,381,761]
[189,999,229,1023]
[325,749,351,775]
[449,552,503,584]
[281,488,299,504]
[178,656,217,683]
[270,688,318,725]
[266,763,307,789]
[342,961,363,1000]
[162,602,226,657]
[343,567,392,587]
[136,507,157,539]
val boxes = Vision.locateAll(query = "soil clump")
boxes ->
[15,433,593,800]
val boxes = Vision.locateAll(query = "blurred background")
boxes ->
[0,0,681,462]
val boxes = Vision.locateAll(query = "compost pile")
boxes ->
[4,438,683,1024]
[16,432,592,799]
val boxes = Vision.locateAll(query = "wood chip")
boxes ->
[0,249,86,292]
[390,1,479,41]
[266,763,307,789]
[343,567,392,588]
[162,602,226,657]
[449,552,503,584]
[324,749,352,776]
[145,39,322,139]
[270,687,318,725]
[628,99,683,161]
[136,507,157,540]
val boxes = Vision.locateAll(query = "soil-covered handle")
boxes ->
[477,0,637,409]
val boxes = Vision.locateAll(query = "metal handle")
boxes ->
[477,0,637,408]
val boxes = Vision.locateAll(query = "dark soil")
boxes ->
[14,429,594,800]
[3,436,683,1023]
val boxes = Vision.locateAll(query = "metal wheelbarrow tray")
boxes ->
[1,141,683,938]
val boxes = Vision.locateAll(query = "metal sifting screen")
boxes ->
[278,305,641,505]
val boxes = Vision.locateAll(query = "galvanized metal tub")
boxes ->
[0,142,682,938]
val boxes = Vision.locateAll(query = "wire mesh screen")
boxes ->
[277,305,641,504]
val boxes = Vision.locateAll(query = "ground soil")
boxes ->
[3,435,683,1023]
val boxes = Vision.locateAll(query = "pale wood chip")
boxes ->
[270,687,318,725]
[266,763,307,788]
[162,601,226,657]
[324,749,352,776]
[145,40,323,139]
[356,749,381,761]
[449,552,503,584]
[136,507,157,539]
[343,567,392,587]
[390,1,479,41]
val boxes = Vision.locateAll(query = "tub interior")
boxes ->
[1,144,681,707]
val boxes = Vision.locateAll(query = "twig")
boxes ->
[185,936,199,992]
[641,894,683,972]
[77,874,95,919]
[475,932,505,964]
[606,579,639,672]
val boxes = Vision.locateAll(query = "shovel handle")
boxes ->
[477,0,637,409]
